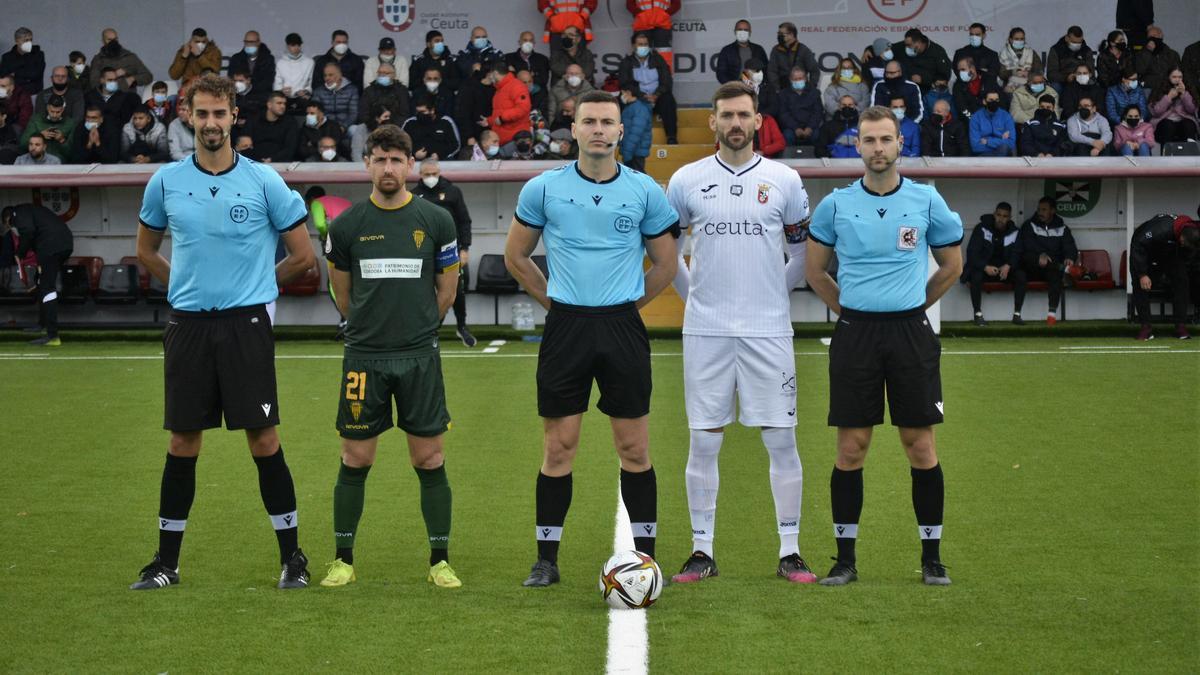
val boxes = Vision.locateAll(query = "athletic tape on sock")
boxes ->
[535,525,563,541]
[269,510,298,530]
[918,524,943,540]
[157,517,186,532]
[834,523,858,538]
[630,522,657,538]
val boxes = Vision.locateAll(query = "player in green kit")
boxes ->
[320,125,463,589]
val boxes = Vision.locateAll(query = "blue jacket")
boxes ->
[620,97,652,159]
[969,107,1016,156]
[1104,84,1148,125]
[776,85,824,137]
[899,116,920,156]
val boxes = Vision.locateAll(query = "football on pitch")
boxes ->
[599,550,663,609]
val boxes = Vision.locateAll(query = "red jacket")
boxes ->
[490,73,532,145]
[755,114,786,158]
[628,0,680,32]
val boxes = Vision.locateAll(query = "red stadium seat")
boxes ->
[1074,250,1117,291]
[280,265,321,296]
[1119,250,1128,288]
[120,255,150,292]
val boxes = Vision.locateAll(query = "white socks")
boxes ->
[762,427,803,559]
[685,429,723,557]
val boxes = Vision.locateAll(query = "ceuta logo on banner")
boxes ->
[868,0,929,23]
[1044,179,1101,218]
[31,187,80,221]
[378,0,415,32]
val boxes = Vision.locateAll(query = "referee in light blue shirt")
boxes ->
[805,105,963,588]
[129,75,316,592]
[505,90,679,588]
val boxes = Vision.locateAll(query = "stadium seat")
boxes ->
[95,264,139,304]
[146,275,169,304]
[280,265,321,296]
[1073,250,1117,291]
[474,254,519,325]
[0,265,36,304]
[1162,141,1199,156]
[59,265,92,304]
[120,255,150,292]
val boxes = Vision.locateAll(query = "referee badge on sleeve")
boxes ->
[897,226,918,251]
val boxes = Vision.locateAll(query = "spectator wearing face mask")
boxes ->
[313,62,360,129]
[458,27,507,80]
[1097,30,1134,89]
[144,81,176,125]
[67,52,91,93]
[410,31,461,97]
[166,100,194,161]
[824,58,869,119]
[1020,95,1068,157]
[508,31,551,92]
[999,27,1042,94]
[767,22,819,92]
[402,96,462,160]
[1066,97,1113,156]
[0,74,33,133]
[892,29,952,92]
[0,27,45,92]
[20,95,75,162]
[871,61,923,122]
[275,33,315,115]
[454,61,496,152]
[1059,64,1106,120]
[36,66,84,123]
[84,67,137,126]
[1112,103,1156,156]
[548,63,594,119]
[952,24,1001,88]
[1135,27,1182,93]
[619,32,677,143]
[736,59,776,117]
[169,28,222,83]
[72,103,121,164]
[120,104,168,162]
[548,26,595,86]
[920,99,969,157]
[777,66,822,148]
[411,157,477,347]
[359,62,411,128]
[499,128,537,159]
[364,37,409,90]
[716,20,768,85]
[861,38,893,86]
[464,128,501,160]
[923,76,954,122]
[1047,26,1094,90]
[306,135,347,162]
[419,67,457,125]
[89,28,153,91]
[886,96,921,157]
[228,31,276,95]
[969,91,1015,156]
[1149,68,1199,143]
[815,96,860,158]
[1106,68,1149,127]
[1010,74,1058,125]
[299,100,347,161]
[313,30,365,93]
[952,57,1002,121]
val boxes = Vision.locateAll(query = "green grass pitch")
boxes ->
[0,337,1196,673]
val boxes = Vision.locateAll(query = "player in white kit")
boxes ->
[666,81,816,584]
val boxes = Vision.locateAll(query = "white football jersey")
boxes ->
[667,153,810,337]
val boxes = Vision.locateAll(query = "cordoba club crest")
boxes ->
[379,0,415,32]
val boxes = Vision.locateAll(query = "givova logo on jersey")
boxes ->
[378,0,415,32]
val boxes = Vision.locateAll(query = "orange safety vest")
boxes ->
[541,0,594,42]
[631,0,673,32]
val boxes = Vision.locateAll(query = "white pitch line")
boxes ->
[606,482,648,675]
[488,340,507,347]
[1059,345,1169,350]
[482,347,499,353]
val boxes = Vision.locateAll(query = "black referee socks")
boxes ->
[254,447,299,564]
[830,467,864,564]
[535,472,572,563]
[620,467,657,559]
[911,464,945,562]
[157,453,197,570]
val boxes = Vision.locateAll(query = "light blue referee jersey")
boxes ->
[515,162,678,307]
[138,154,308,311]
[809,177,963,312]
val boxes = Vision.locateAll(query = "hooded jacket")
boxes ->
[489,72,532,145]
[1019,214,1078,263]
[121,115,168,162]
[1130,213,1197,277]
[962,213,1020,281]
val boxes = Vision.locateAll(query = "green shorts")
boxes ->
[336,353,451,439]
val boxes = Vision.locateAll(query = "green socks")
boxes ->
[415,464,452,565]
[333,462,371,564]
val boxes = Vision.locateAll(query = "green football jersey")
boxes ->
[326,194,460,357]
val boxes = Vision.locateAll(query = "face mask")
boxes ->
[1011,40,1025,50]
[1114,42,1127,52]
[20,41,33,54]
[472,37,489,50]
[1035,108,1054,119]
[381,54,395,63]
[969,35,983,48]
[1079,108,1092,120]
[735,30,750,43]
[840,107,858,120]
[935,112,949,124]
[333,43,349,55]
[234,81,248,94]
[485,144,499,157]
[421,176,439,189]
[1126,80,1138,90]
[840,69,855,80]
[566,75,582,88]
[104,81,118,93]
[1075,74,1090,85]
[425,81,440,92]
[84,121,99,130]
[985,100,1000,112]
[905,46,917,58]
[521,41,534,54]
[750,71,763,85]
[244,45,258,56]
[892,107,905,119]
[1068,41,1082,52]
[286,50,302,60]
[103,41,122,56]
[548,140,562,154]
[194,41,207,52]
[959,70,972,82]
[376,76,392,87]
[432,42,446,55]
[1126,118,1140,127]
[306,113,319,127]
[636,46,651,58]
[154,93,167,103]
[326,81,338,90]
[882,49,893,61]
[321,148,337,161]
[777,34,788,46]
[73,63,85,74]
[0,87,7,98]
[560,37,574,49]
[791,80,805,91]
[1030,82,1045,93]
[516,141,531,152]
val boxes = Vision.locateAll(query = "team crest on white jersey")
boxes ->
[757,184,770,204]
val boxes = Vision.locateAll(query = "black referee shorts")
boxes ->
[163,304,280,432]
[536,301,652,419]
[827,307,944,428]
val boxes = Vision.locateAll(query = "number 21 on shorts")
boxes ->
[345,371,367,400]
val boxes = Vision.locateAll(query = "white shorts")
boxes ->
[683,335,797,429]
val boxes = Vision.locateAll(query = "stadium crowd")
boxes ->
[0,13,1196,166]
